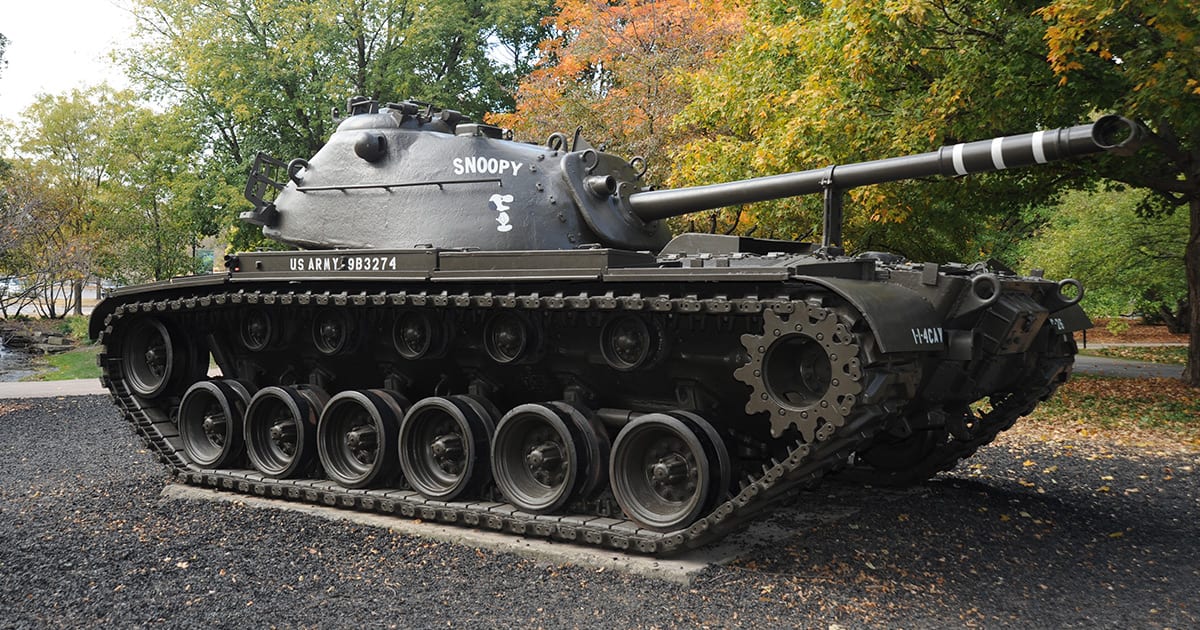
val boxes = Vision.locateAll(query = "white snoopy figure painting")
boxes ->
[490,194,515,232]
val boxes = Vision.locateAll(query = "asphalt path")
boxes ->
[1071,355,1185,379]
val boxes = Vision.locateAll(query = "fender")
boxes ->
[1047,302,1093,334]
[794,276,944,354]
[87,274,230,340]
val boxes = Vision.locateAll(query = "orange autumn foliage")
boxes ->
[489,0,746,183]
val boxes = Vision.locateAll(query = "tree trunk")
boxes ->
[1155,304,1183,333]
[1186,197,1200,387]
[72,280,84,317]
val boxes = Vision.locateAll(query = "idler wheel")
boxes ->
[317,389,409,488]
[609,412,730,531]
[491,402,607,514]
[244,385,328,478]
[312,310,353,355]
[239,309,274,351]
[178,379,255,468]
[483,312,537,364]
[392,310,446,360]
[398,395,496,500]
[121,318,176,398]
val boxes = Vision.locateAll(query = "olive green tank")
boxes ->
[89,99,1141,553]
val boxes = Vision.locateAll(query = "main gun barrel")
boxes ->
[627,115,1142,223]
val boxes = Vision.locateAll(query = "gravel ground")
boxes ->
[1,396,1197,628]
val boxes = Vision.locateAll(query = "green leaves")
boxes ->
[678,0,1105,258]
[125,0,551,159]
[115,0,556,251]
[2,87,212,288]
[1018,188,1189,320]
[94,106,213,284]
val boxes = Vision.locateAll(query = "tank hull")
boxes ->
[91,244,1082,554]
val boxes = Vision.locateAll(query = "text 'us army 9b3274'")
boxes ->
[89,99,1142,555]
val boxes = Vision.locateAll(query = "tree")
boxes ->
[0,158,59,318]
[0,156,94,318]
[678,0,1200,385]
[490,0,746,189]
[1019,188,1189,330]
[1036,0,1200,384]
[678,0,1105,258]
[2,87,215,314]
[121,0,551,162]
[15,87,127,315]
[121,0,554,252]
[97,107,215,284]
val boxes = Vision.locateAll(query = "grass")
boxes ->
[8,315,95,381]
[1024,374,1200,446]
[23,345,101,381]
[1078,345,1189,365]
[58,315,91,342]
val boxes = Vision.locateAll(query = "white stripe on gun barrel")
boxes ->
[952,143,967,175]
[1032,130,1048,164]
[991,137,1007,170]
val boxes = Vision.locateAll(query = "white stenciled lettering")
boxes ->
[307,257,340,271]
[288,256,397,273]
[339,256,398,272]
[910,327,944,345]
[452,156,525,177]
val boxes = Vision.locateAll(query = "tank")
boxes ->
[89,98,1142,554]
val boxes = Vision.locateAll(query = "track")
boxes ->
[843,334,1077,487]
[95,285,917,555]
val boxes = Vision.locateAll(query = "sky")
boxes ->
[0,1,136,123]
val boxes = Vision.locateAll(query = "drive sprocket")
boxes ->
[734,303,864,441]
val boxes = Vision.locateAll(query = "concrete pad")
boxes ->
[161,483,865,584]
[0,367,224,400]
[0,378,107,399]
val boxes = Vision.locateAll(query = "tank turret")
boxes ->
[242,98,672,252]
[243,99,1140,253]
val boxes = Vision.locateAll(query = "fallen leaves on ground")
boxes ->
[1079,345,1189,365]
[1075,320,1189,345]
[0,402,31,416]
[1007,376,1200,453]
